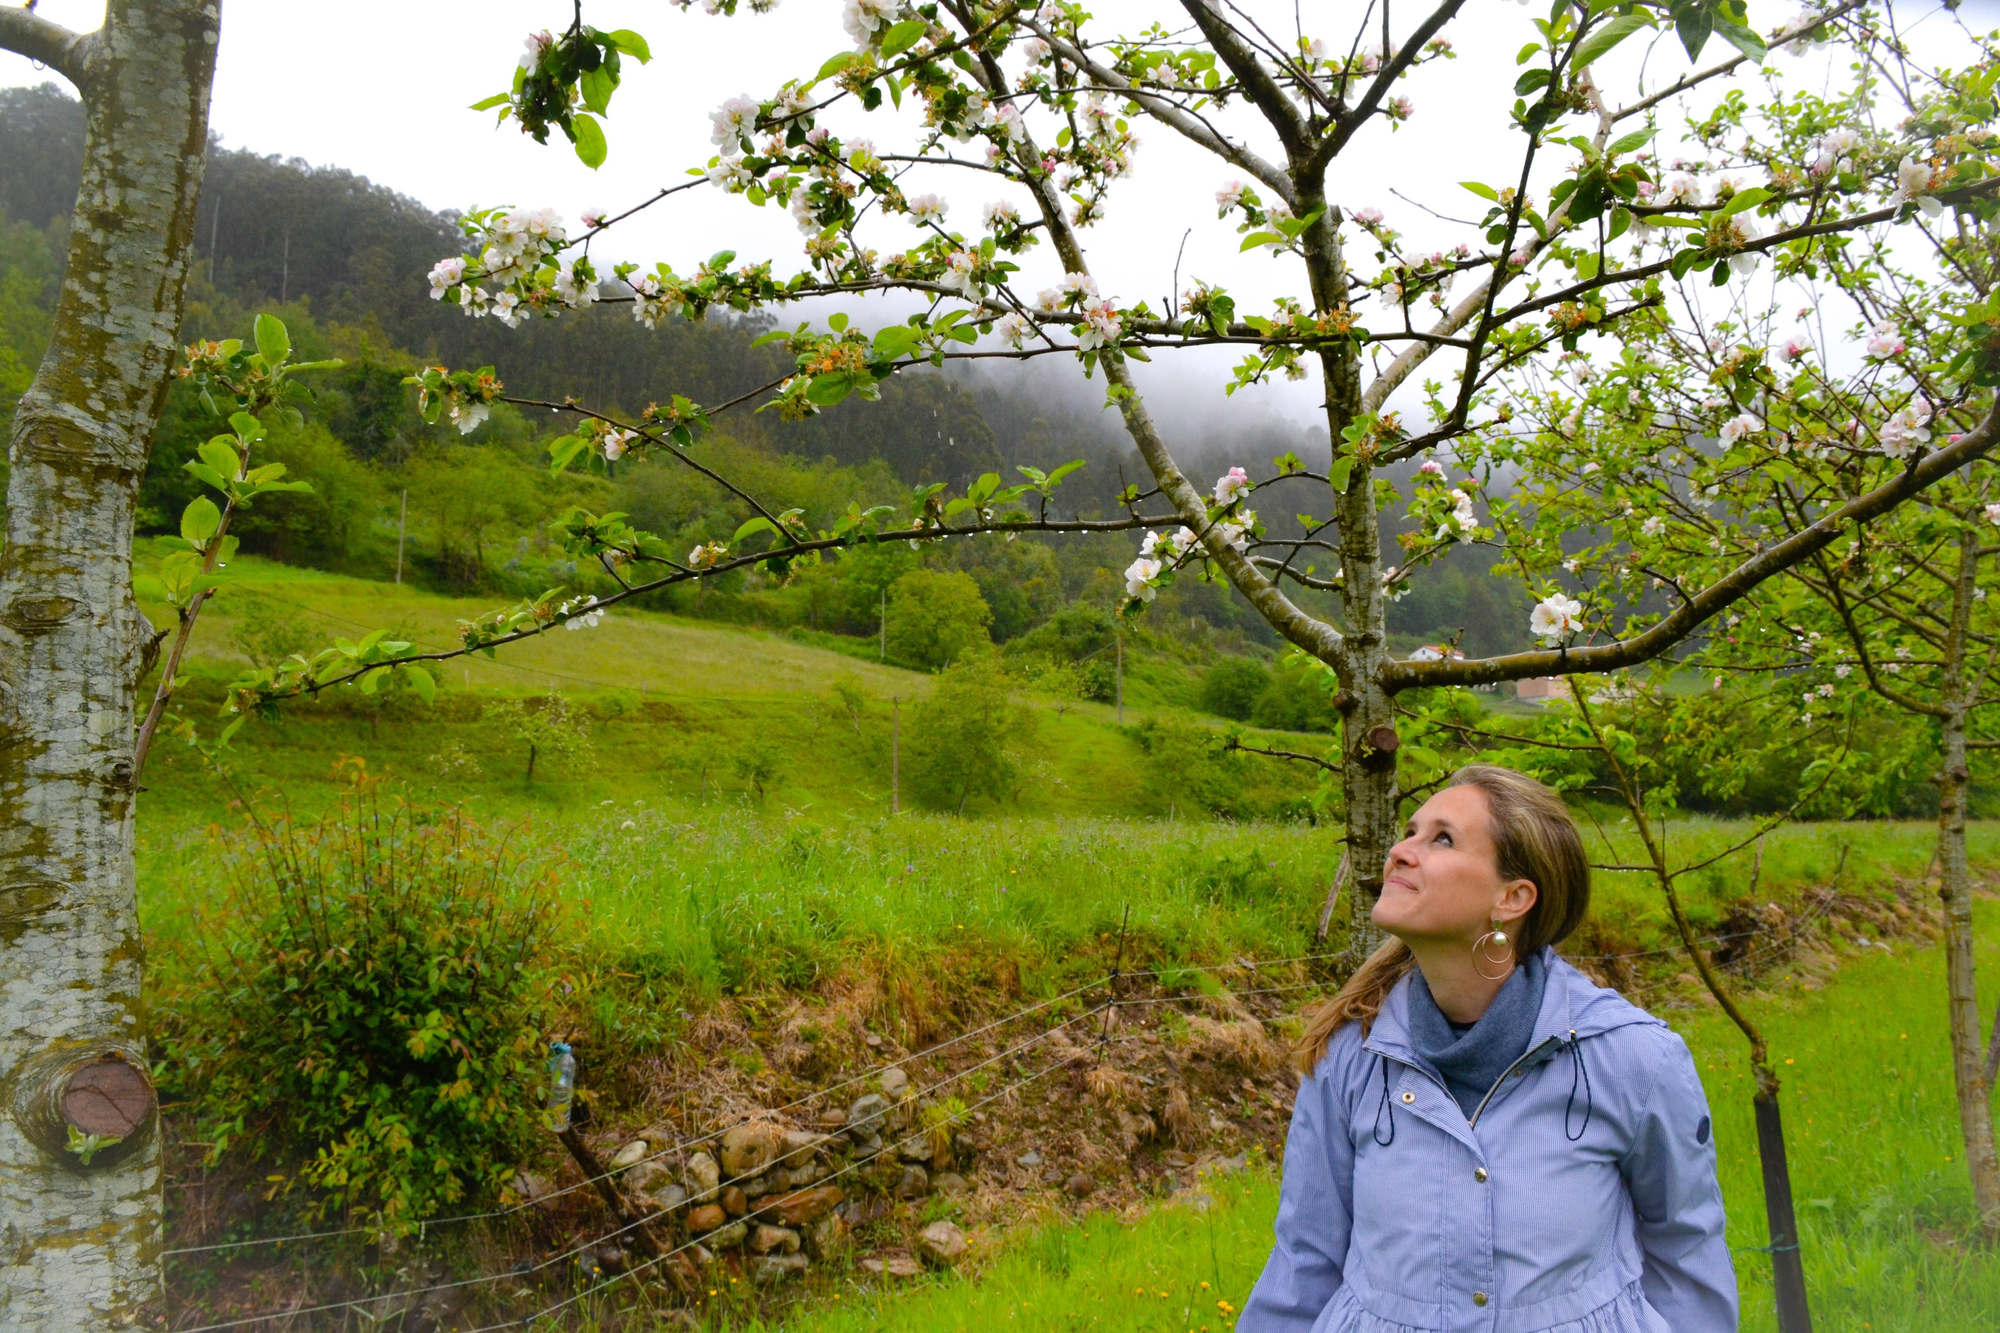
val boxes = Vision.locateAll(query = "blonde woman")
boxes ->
[1242,766,1735,1332]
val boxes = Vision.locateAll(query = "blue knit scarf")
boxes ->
[1406,949,1548,1120]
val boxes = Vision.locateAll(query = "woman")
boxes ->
[1241,765,1736,1332]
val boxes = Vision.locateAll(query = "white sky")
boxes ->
[5,0,1994,431]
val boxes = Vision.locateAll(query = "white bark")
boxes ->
[0,2,219,1327]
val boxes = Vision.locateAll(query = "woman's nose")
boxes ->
[1385,837,1418,869]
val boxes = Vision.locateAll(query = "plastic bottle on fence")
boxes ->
[545,1042,576,1132]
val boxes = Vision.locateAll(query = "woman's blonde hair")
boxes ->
[1293,765,1590,1074]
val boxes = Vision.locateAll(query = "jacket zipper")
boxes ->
[1466,1034,1567,1130]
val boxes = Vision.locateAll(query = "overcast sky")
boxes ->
[5,1,1993,433]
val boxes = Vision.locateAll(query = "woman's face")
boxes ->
[1371,785,1537,946]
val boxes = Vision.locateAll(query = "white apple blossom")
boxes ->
[1214,466,1252,506]
[1865,321,1907,359]
[427,256,466,299]
[1878,404,1932,458]
[580,207,608,231]
[842,0,901,47]
[1782,6,1828,56]
[982,199,1020,230]
[1215,180,1247,212]
[448,399,489,435]
[1350,205,1384,226]
[941,248,979,297]
[601,429,636,461]
[1529,593,1584,645]
[1438,488,1477,541]
[706,156,756,191]
[1719,413,1760,444]
[1060,272,1098,300]
[1656,174,1701,206]
[490,290,524,328]
[995,311,1032,349]
[1775,335,1813,365]
[553,262,598,308]
[1642,515,1665,537]
[1385,95,1414,121]
[1076,299,1122,351]
[1216,518,1252,552]
[562,596,605,631]
[689,541,728,568]
[1020,35,1050,63]
[1985,503,2000,527]
[1892,155,1945,217]
[1124,556,1162,600]
[1810,130,1861,176]
[519,30,554,70]
[908,193,948,225]
[1417,459,1444,477]
[991,103,1027,143]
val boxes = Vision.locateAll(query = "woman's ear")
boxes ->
[1495,878,1538,926]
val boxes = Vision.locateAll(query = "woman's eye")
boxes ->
[1433,832,1453,846]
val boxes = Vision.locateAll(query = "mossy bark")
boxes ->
[0,2,218,1327]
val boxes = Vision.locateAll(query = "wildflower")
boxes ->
[908,193,948,225]
[1214,466,1252,507]
[1529,593,1584,645]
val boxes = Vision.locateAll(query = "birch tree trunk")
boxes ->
[1937,529,2000,1239]
[0,2,220,1327]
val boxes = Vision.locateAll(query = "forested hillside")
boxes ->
[0,81,1535,661]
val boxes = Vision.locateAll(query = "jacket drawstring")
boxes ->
[1373,1054,1396,1146]
[1565,1031,1593,1141]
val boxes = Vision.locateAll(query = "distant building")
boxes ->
[1407,644,1466,662]
[1517,676,1567,701]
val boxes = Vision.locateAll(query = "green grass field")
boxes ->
[649,901,2000,1333]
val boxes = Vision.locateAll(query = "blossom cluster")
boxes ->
[427,207,597,328]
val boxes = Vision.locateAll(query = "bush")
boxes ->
[1200,658,1271,721]
[159,781,562,1231]
[904,658,1033,813]
[1249,658,1339,733]
[885,568,993,668]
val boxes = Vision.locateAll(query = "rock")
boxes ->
[742,1174,775,1200]
[688,1243,714,1267]
[623,1160,671,1196]
[918,1220,967,1262]
[777,1163,822,1190]
[595,1244,630,1273]
[753,1223,802,1254]
[511,1171,556,1209]
[817,1108,848,1129]
[688,1204,727,1232]
[893,1165,930,1199]
[864,1033,884,1048]
[860,1253,923,1277]
[933,1173,969,1196]
[850,1131,884,1158]
[767,1184,845,1227]
[1065,1173,1096,1199]
[706,1220,748,1250]
[685,1151,721,1203]
[1015,1150,1042,1168]
[609,1139,650,1171]
[899,1136,934,1163]
[1209,1153,1249,1176]
[720,1185,748,1216]
[807,1213,849,1259]
[1162,1151,1194,1168]
[880,1067,909,1099]
[720,1121,789,1180]
[846,1093,892,1138]
[751,1253,810,1281]
[781,1129,828,1165]
[645,1183,689,1215]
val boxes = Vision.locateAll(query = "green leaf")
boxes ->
[733,516,778,543]
[402,664,436,704]
[606,28,651,62]
[571,113,608,170]
[1607,127,1656,157]
[131,573,170,604]
[547,434,588,476]
[253,313,290,365]
[1713,18,1767,64]
[470,93,511,112]
[880,18,926,58]
[1514,68,1551,96]
[1717,186,1771,217]
[1460,181,1500,202]
[1674,7,1714,61]
[180,496,222,544]
[580,64,616,116]
[1328,457,1356,493]
[1238,231,1282,251]
[1571,14,1652,70]
[816,51,858,81]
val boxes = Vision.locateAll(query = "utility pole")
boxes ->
[280,229,289,306]
[891,697,900,815]
[394,488,407,585]
[1115,633,1124,724]
[207,196,221,284]
[880,586,887,662]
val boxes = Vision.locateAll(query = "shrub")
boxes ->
[1200,658,1271,721]
[885,567,993,668]
[904,658,1032,813]
[159,781,563,1231]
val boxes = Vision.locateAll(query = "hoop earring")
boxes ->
[1472,921,1516,982]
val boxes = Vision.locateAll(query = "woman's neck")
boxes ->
[1403,935,1510,1025]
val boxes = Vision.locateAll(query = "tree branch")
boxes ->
[0,5,90,85]
[1322,0,1466,165]
[1387,399,2000,690]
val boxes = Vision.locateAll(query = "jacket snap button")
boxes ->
[1474,1167,1488,1183]
[1473,1291,1489,1307]
[1401,1091,1415,1104]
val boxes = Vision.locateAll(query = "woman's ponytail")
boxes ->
[1292,937,1413,1074]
